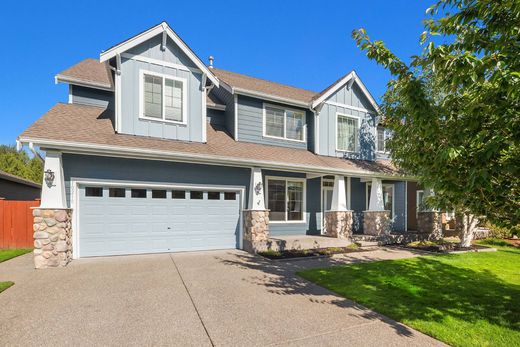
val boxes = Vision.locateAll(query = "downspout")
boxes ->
[29,142,44,162]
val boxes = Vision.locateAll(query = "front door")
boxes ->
[321,180,334,234]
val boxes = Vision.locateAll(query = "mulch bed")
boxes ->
[258,247,364,260]
[506,238,520,247]
[404,243,493,253]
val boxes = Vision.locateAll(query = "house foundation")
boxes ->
[324,210,353,239]
[417,211,443,240]
[363,211,391,235]
[242,210,269,252]
[33,208,73,269]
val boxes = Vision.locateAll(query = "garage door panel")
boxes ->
[79,184,241,257]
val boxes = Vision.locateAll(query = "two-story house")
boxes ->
[19,22,424,266]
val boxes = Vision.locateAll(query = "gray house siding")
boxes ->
[119,34,204,142]
[317,82,377,160]
[237,95,311,150]
[0,179,40,200]
[207,109,226,127]
[62,154,251,207]
[70,85,114,110]
[211,85,235,137]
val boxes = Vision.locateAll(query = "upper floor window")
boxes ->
[140,70,187,124]
[264,105,305,142]
[377,127,388,152]
[337,114,359,152]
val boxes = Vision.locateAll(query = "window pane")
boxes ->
[337,115,358,151]
[265,107,284,138]
[109,188,125,198]
[287,181,303,221]
[224,192,236,200]
[131,189,147,198]
[85,187,103,197]
[144,74,162,119]
[383,186,393,218]
[152,190,166,199]
[190,191,203,200]
[164,79,183,122]
[208,191,220,200]
[377,128,384,152]
[268,179,286,221]
[172,190,185,199]
[286,111,304,140]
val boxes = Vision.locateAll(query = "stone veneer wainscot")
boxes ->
[33,208,73,269]
[363,211,391,236]
[242,210,269,252]
[324,211,353,239]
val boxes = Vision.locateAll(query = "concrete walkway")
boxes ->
[0,247,444,346]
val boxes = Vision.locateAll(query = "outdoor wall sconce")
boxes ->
[44,169,55,187]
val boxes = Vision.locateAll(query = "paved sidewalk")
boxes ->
[0,247,444,346]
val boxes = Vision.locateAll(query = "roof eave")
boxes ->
[233,88,311,108]
[55,74,114,91]
[18,136,410,181]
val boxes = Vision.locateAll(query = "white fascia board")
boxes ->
[233,88,310,108]
[311,71,356,109]
[55,75,114,91]
[207,104,226,111]
[99,22,219,87]
[18,137,414,181]
[353,73,381,114]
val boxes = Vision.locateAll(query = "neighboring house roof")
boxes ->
[18,103,401,178]
[56,58,114,90]
[100,22,219,87]
[0,169,41,189]
[212,68,317,106]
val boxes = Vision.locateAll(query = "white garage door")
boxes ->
[78,185,241,257]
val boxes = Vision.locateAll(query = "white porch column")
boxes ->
[40,151,67,209]
[368,177,385,211]
[331,175,348,211]
[247,167,265,210]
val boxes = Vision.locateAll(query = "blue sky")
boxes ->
[0,0,433,145]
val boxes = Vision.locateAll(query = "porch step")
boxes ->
[354,240,380,250]
[262,235,352,252]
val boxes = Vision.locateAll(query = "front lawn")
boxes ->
[0,248,32,263]
[0,248,32,293]
[298,240,520,347]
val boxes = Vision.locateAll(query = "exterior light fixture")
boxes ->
[44,169,55,187]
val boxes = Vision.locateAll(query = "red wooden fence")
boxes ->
[0,200,39,249]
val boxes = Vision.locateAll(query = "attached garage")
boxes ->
[76,183,242,257]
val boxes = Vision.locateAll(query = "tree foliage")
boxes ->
[352,0,520,227]
[0,145,43,184]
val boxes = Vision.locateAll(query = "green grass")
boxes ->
[0,281,14,293]
[0,248,32,294]
[298,241,520,347]
[0,248,32,263]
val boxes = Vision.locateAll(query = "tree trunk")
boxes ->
[455,213,479,248]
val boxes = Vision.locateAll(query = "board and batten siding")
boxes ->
[70,86,114,110]
[317,83,377,160]
[237,95,311,150]
[119,34,204,142]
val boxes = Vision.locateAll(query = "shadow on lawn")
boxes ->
[218,250,520,337]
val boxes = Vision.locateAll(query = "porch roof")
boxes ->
[19,103,404,178]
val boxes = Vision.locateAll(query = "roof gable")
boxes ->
[100,22,218,86]
[311,71,379,113]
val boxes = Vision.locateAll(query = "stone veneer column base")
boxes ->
[33,208,73,269]
[324,211,353,239]
[363,211,391,235]
[242,210,269,253]
[417,211,443,240]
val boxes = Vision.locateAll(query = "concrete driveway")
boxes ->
[0,248,444,346]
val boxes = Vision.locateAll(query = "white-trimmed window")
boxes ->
[266,177,306,222]
[140,70,187,124]
[366,183,394,218]
[337,114,359,152]
[377,127,388,152]
[264,105,305,142]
